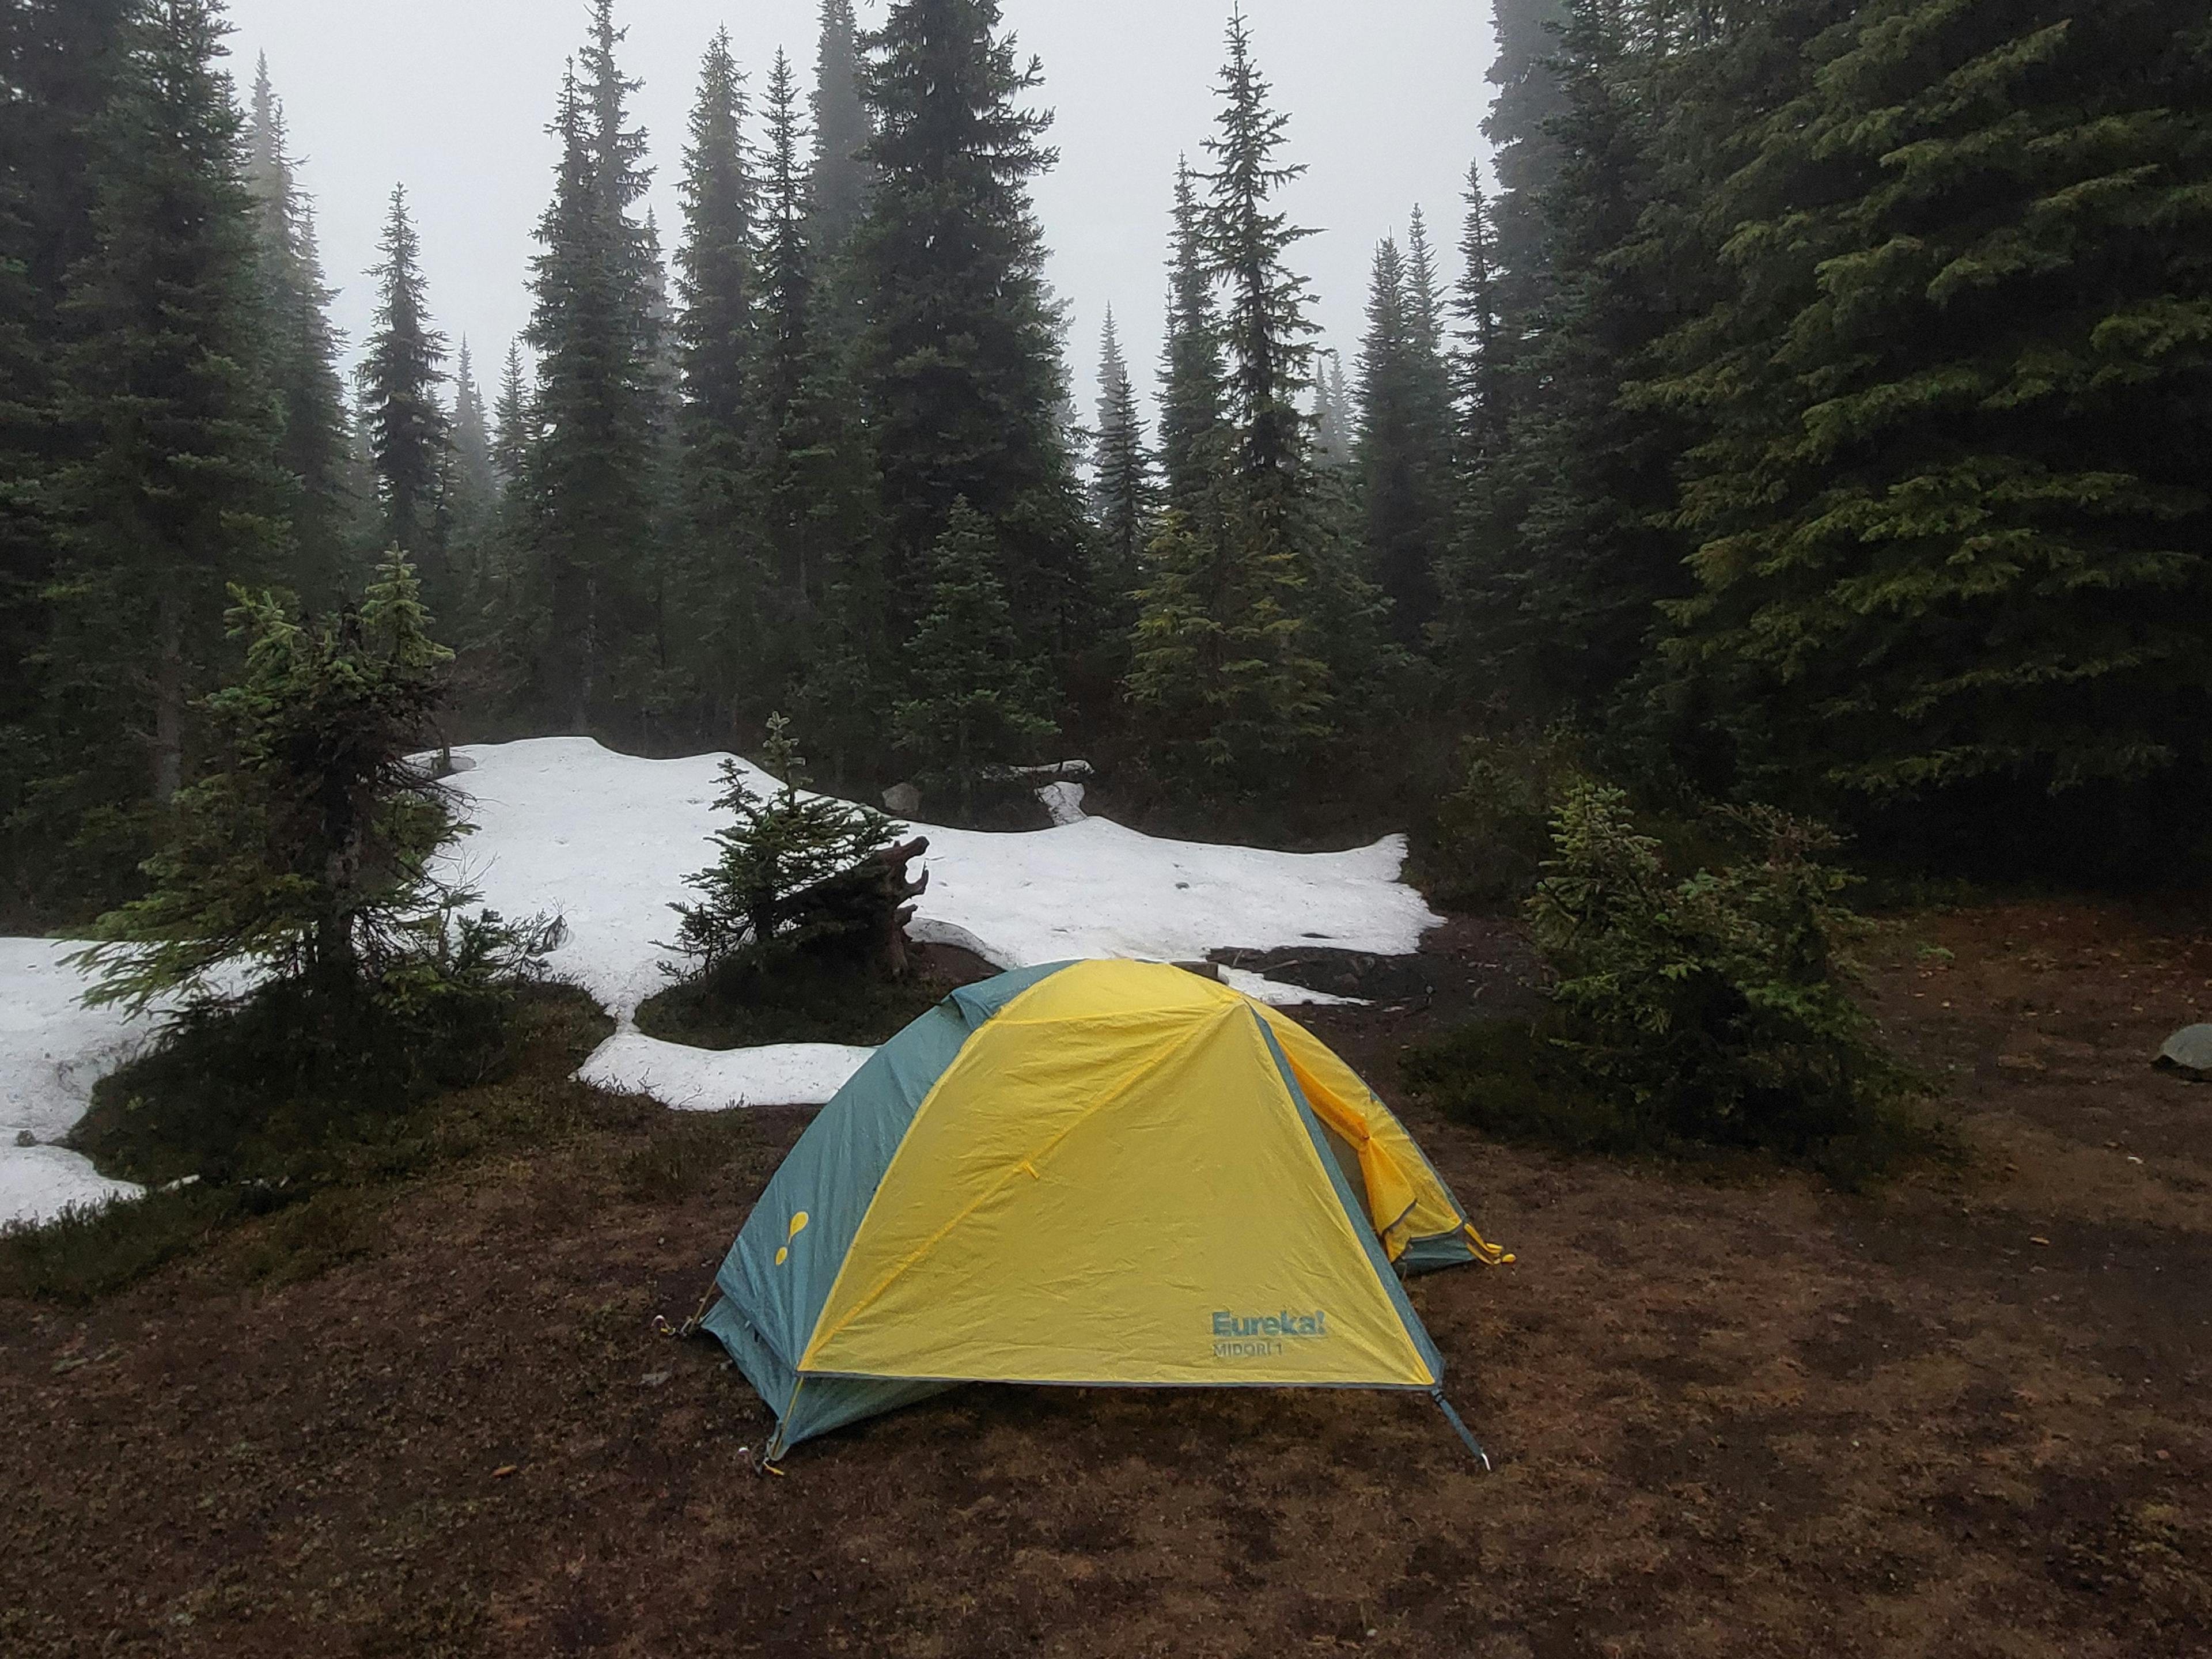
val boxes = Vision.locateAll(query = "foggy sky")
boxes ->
[223,0,1495,425]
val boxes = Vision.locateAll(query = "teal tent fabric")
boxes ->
[703,962,1074,1452]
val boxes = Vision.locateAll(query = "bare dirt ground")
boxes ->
[3,900,2209,1657]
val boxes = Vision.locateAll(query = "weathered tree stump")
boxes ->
[782,836,931,980]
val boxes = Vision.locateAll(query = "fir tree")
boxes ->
[759,48,888,776]
[491,341,531,490]
[895,501,1056,819]
[808,0,871,253]
[1,0,139,914]
[443,339,498,619]
[1484,0,1570,374]
[1132,7,1361,781]
[359,185,452,599]
[1310,351,1351,469]
[1202,6,1319,486]
[1653,0,2212,865]
[1127,497,1330,787]
[1089,308,1155,606]
[48,0,287,809]
[1157,156,1227,513]
[1449,160,1505,468]
[850,0,1088,659]
[675,25,756,563]
[517,3,663,732]
[449,340,497,517]
[1354,235,1445,643]
[670,28,761,731]
[243,56,353,611]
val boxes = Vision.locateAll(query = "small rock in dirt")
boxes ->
[641,1371,673,1389]
[2153,1024,2212,1080]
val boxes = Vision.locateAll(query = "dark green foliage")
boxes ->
[0,1181,245,1305]
[1354,229,1453,645]
[666,713,898,975]
[0,1,134,921]
[1127,501,1329,787]
[808,0,871,253]
[1089,310,1155,613]
[71,557,554,1028]
[1128,11,1372,794]
[850,0,1089,658]
[490,340,531,491]
[1483,0,1570,357]
[757,46,886,761]
[673,26,764,724]
[1650,0,2212,870]
[244,55,353,612]
[359,187,452,601]
[1401,1018,1624,1151]
[515,5,665,733]
[1527,778,1925,1164]
[45,0,287,825]
[1157,157,1227,513]
[896,501,1057,817]
[1411,726,1582,911]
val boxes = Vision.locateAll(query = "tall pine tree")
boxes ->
[850,0,1087,668]
[1130,8,1356,786]
[1089,308,1154,608]
[48,0,286,818]
[244,56,352,611]
[359,185,450,601]
[1354,234,1448,643]
[759,48,887,778]
[808,0,870,255]
[1,0,139,912]
[675,25,761,717]
[1157,157,1227,514]
[1653,0,2212,868]
[517,3,663,733]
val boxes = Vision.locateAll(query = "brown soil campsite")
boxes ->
[5,900,2207,1657]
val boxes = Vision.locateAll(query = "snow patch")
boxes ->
[0,736,1439,1222]
[435,738,1433,1109]
[581,1031,875,1112]
[0,940,150,1228]
[1217,966,1368,1008]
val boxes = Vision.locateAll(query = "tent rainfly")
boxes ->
[692,959,1511,1463]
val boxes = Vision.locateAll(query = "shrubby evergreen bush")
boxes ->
[1410,778,1930,1181]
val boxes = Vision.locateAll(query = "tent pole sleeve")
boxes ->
[1431,1388,1493,1472]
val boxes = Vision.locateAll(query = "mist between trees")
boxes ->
[3,0,2209,930]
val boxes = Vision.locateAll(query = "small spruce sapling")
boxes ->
[667,714,899,975]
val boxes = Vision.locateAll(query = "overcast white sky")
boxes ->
[224,0,1495,421]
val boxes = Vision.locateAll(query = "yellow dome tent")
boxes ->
[695,959,1510,1463]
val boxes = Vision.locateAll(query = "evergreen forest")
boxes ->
[5,0,2210,933]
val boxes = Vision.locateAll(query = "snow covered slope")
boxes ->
[439,738,1435,1020]
[0,737,1440,1225]
[0,941,151,1226]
